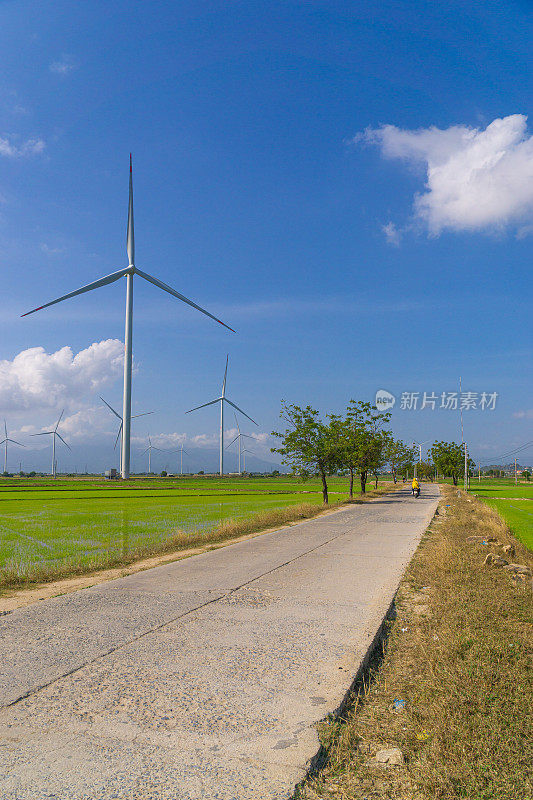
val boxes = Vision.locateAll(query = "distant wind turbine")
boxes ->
[31,410,70,478]
[178,443,188,475]
[100,396,154,474]
[186,355,257,476]
[226,413,254,475]
[22,156,234,479]
[141,435,166,474]
[0,420,25,474]
[241,445,255,474]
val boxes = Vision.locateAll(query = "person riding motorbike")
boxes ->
[411,477,420,497]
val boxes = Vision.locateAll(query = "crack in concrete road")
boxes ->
[4,509,364,710]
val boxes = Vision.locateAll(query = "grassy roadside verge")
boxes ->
[479,498,533,551]
[0,483,396,594]
[297,485,533,800]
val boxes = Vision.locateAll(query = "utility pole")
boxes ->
[464,442,468,491]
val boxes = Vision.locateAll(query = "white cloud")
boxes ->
[362,114,533,236]
[0,339,124,413]
[382,222,401,246]
[49,55,77,75]
[40,243,66,255]
[132,429,273,452]
[0,135,45,158]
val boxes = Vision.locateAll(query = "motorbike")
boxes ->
[414,486,420,498]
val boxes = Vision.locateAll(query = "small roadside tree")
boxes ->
[429,441,463,484]
[334,401,391,495]
[417,460,435,480]
[429,441,475,485]
[271,402,339,503]
[385,438,414,483]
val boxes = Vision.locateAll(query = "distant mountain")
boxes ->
[8,443,284,476]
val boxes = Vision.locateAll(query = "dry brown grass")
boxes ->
[298,486,533,800]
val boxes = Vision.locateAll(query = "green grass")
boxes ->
[482,499,533,550]
[463,478,533,550]
[469,477,533,500]
[298,487,533,800]
[0,474,389,586]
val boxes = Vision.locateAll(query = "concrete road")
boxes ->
[0,485,439,799]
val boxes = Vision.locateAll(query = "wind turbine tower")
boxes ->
[100,396,153,474]
[31,410,70,478]
[0,421,25,474]
[226,413,254,475]
[22,157,234,479]
[179,443,188,475]
[186,356,257,476]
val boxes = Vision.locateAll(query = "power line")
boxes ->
[476,440,533,465]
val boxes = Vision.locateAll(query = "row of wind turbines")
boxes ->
[19,157,259,479]
[1,354,258,477]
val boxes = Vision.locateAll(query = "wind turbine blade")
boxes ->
[55,433,71,450]
[222,355,228,397]
[185,398,221,413]
[21,267,131,317]
[31,431,54,437]
[100,396,122,421]
[127,154,135,266]
[141,448,149,455]
[234,412,241,435]
[224,398,258,426]
[131,411,154,419]
[3,420,6,439]
[55,409,64,432]
[6,439,25,447]
[114,423,122,450]
[225,436,239,449]
[135,268,235,333]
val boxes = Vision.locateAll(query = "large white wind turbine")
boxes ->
[31,410,70,478]
[186,355,257,476]
[226,413,254,475]
[100,396,153,474]
[22,156,234,479]
[0,420,25,474]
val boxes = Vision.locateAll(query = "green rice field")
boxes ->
[0,474,370,582]
[469,479,533,550]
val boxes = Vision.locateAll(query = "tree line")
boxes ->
[271,401,476,503]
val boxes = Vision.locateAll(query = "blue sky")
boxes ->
[0,0,531,472]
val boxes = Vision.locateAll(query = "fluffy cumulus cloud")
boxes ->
[0,339,124,413]
[0,135,45,158]
[363,114,533,236]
